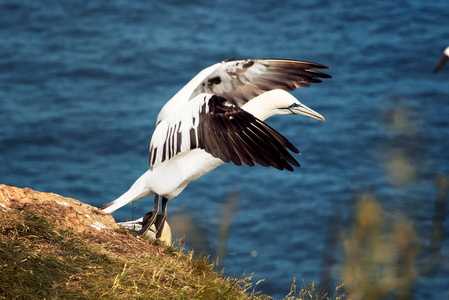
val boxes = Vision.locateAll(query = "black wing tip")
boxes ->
[219,57,332,80]
[281,159,300,171]
[433,54,449,73]
[312,69,332,78]
[305,61,331,70]
[263,58,332,80]
[259,58,331,68]
[303,64,332,79]
[307,71,332,80]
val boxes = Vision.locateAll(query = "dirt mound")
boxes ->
[0,184,266,299]
[0,184,164,258]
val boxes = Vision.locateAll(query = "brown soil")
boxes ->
[0,184,166,258]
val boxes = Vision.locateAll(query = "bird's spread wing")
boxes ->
[149,94,300,171]
[191,59,331,107]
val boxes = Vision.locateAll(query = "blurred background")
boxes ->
[1,1,448,298]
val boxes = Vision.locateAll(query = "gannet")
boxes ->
[100,58,331,238]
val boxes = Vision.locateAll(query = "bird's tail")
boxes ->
[100,170,153,214]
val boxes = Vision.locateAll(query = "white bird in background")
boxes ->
[100,58,331,238]
[434,46,449,73]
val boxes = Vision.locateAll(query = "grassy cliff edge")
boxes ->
[0,184,345,299]
[0,184,267,299]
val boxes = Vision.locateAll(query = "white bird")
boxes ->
[100,58,331,238]
[434,46,449,73]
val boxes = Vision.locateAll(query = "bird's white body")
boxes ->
[108,149,222,214]
[103,90,299,213]
[444,46,449,57]
[101,59,330,217]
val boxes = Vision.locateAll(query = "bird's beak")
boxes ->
[290,103,326,122]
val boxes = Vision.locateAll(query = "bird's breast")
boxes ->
[148,149,224,199]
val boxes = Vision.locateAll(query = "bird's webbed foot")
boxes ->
[140,196,168,238]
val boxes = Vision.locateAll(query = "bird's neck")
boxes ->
[241,89,293,121]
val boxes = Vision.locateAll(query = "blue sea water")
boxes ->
[1,0,449,298]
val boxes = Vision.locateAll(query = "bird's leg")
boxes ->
[154,197,168,238]
[138,194,160,236]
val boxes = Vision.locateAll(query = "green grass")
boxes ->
[0,209,266,299]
